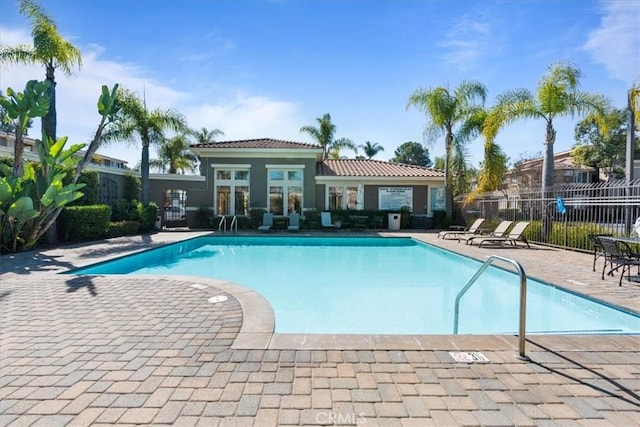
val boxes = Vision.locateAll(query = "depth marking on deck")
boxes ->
[449,352,490,363]
[209,295,228,303]
[566,279,589,286]
[191,283,208,290]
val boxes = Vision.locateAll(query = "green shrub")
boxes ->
[58,205,111,242]
[137,202,158,233]
[194,207,214,229]
[123,173,141,201]
[110,199,139,221]
[524,220,611,251]
[106,220,140,238]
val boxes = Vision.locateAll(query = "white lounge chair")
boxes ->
[258,213,273,232]
[321,212,337,231]
[438,218,485,239]
[288,213,300,232]
[459,220,513,245]
[474,221,531,248]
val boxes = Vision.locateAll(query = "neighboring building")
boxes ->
[0,132,133,205]
[505,149,599,189]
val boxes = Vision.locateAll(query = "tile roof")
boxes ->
[191,138,321,150]
[317,159,444,178]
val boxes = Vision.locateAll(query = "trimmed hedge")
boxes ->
[59,205,111,242]
[106,221,140,238]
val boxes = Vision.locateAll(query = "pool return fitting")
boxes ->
[453,255,529,360]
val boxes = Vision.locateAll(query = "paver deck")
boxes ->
[1,230,639,426]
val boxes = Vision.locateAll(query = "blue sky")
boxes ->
[1,0,638,169]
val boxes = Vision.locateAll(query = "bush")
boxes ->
[137,202,158,233]
[110,199,139,221]
[194,207,214,229]
[106,220,140,238]
[58,205,111,243]
[123,173,141,201]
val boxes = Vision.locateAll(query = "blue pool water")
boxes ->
[71,236,640,335]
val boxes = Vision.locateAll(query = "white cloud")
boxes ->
[183,93,303,142]
[0,26,303,167]
[438,14,494,71]
[583,0,640,83]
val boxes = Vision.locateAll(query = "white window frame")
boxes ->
[266,166,304,215]
[325,185,359,210]
[213,166,251,216]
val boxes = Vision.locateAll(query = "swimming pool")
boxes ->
[71,236,640,335]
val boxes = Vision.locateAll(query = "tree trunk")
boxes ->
[43,65,56,143]
[12,132,24,177]
[541,121,556,240]
[444,131,453,218]
[141,142,150,204]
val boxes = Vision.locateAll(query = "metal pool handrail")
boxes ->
[453,255,529,359]
[218,215,238,233]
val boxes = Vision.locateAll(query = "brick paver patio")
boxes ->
[1,231,639,426]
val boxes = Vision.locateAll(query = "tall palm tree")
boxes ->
[0,0,82,142]
[300,113,355,160]
[484,62,608,193]
[407,81,487,215]
[192,127,224,143]
[151,134,199,174]
[359,141,385,159]
[103,88,188,203]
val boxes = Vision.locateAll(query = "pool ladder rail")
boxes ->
[218,215,238,234]
[453,255,529,360]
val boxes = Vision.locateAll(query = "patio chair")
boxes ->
[459,220,513,245]
[321,212,338,231]
[257,213,274,232]
[587,233,612,272]
[438,218,485,239]
[473,221,530,248]
[599,237,640,286]
[287,213,300,232]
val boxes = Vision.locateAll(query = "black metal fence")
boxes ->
[455,179,640,252]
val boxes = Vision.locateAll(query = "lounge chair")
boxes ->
[459,220,513,245]
[474,221,531,248]
[438,218,486,239]
[287,213,300,232]
[257,213,273,232]
[321,212,337,231]
[600,237,640,286]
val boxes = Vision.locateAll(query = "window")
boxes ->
[431,187,445,211]
[214,168,249,215]
[267,168,303,215]
[328,186,358,210]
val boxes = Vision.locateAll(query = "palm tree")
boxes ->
[151,134,199,174]
[484,62,608,193]
[407,81,487,216]
[192,127,224,143]
[103,88,188,203]
[359,141,385,159]
[300,113,355,160]
[0,0,82,142]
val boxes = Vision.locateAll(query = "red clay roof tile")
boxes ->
[317,159,444,178]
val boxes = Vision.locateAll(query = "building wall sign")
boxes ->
[378,187,413,211]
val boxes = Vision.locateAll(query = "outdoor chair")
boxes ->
[473,221,531,248]
[257,213,274,232]
[600,237,640,286]
[588,233,612,272]
[321,212,338,231]
[438,218,485,239]
[459,220,513,245]
[287,213,300,232]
